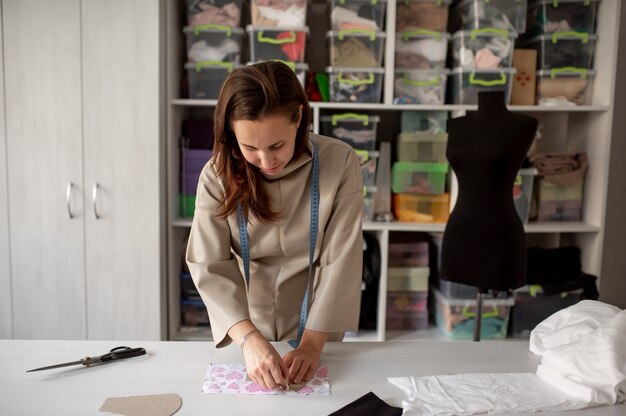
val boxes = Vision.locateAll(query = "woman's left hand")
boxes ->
[282,343,322,384]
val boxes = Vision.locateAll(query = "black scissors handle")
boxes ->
[87,346,146,366]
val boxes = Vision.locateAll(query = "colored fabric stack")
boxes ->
[179,118,214,218]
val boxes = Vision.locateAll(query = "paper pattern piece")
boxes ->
[99,393,182,416]
[202,363,330,395]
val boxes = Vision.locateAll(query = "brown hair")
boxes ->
[213,61,311,223]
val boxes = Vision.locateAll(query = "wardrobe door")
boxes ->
[3,0,86,339]
[0,11,12,339]
[82,0,163,339]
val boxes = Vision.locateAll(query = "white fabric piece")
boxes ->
[331,6,378,30]
[257,5,305,27]
[530,300,626,406]
[188,39,240,62]
[538,97,577,107]
[388,373,588,415]
[395,38,447,63]
[458,46,475,69]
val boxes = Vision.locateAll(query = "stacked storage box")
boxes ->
[184,0,246,99]
[392,111,450,223]
[327,0,387,102]
[447,0,526,104]
[247,0,310,87]
[320,113,380,220]
[523,0,599,105]
[393,0,452,104]
[387,235,430,330]
[179,118,215,218]
[535,178,584,221]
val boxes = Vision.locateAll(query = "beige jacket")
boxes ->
[186,134,364,347]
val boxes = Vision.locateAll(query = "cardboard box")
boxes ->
[511,49,537,105]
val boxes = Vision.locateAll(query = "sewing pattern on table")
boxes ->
[202,364,331,395]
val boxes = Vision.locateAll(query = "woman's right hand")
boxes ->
[241,331,289,390]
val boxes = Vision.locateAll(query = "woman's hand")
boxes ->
[283,342,322,384]
[241,331,289,390]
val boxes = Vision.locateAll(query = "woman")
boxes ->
[186,61,363,390]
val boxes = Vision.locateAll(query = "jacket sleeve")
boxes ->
[185,162,249,348]
[306,149,364,333]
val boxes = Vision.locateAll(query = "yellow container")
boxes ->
[393,193,450,223]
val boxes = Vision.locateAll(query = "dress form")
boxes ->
[441,91,538,293]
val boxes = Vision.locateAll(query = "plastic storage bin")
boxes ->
[393,193,450,223]
[186,0,245,27]
[391,162,449,194]
[320,113,380,150]
[327,67,385,102]
[386,290,428,330]
[526,0,600,36]
[537,179,584,201]
[356,150,379,187]
[328,30,386,67]
[247,61,308,87]
[397,132,448,163]
[388,241,429,267]
[525,33,597,70]
[247,26,309,62]
[537,200,582,221]
[180,194,196,217]
[184,25,245,63]
[434,288,513,339]
[180,273,200,299]
[396,0,452,33]
[388,267,429,292]
[186,61,239,99]
[438,279,477,299]
[250,0,308,27]
[514,168,537,224]
[181,148,212,194]
[510,285,582,338]
[395,31,448,69]
[536,68,595,106]
[181,299,210,326]
[330,0,387,31]
[363,186,377,221]
[450,29,517,69]
[400,111,448,133]
[393,68,449,105]
[448,67,516,104]
[448,0,528,34]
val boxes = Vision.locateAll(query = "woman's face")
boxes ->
[232,109,302,176]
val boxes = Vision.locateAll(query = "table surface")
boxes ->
[1,339,624,415]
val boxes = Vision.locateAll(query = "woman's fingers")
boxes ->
[293,359,310,383]
[270,363,289,390]
[304,365,316,381]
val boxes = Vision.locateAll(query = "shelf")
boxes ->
[173,218,599,233]
[171,99,609,112]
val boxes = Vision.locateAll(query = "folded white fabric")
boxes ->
[388,373,588,415]
[530,300,626,405]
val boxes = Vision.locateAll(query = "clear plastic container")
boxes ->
[388,267,430,292]
[386,308,428,330]
[395,0,452,33]
[355,150,379,187]
[395,30,449,69]
[363,186,377,220]
[388,241,429,267]
[537,200,582,221]
[387,291,428,330]
[449,0,529,34]
[186,61,240,99]
[328,29,386,67]
[536,68,595,106]
[186,0,245,28]
[434,288,514,339]
[393,68,449,105]
[246,26,309,62]
[513,168,537,224]
[393,193,450,223]
[320,113,380,150]
[511,285,582,338]
[179,194,196,218]
[526,0,600,36]
[391,162,449,194]
[450,29,517,69]
[247,60,308,87]
[330,0,387,31]
[181,299,210,326]
[184,25,245,63]
[438,279,478,299]
[250,0,308,27]
[400,111,448,133]
[396,132,448,163]
[525,32,597,70]
[537,179,584,201]
[448,67,516,104]
[327,66,385,103]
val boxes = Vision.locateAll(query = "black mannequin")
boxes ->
[441,91,538,292]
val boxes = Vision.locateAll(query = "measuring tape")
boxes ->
[237,139,319,348]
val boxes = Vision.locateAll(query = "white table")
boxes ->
[0,340,623,415]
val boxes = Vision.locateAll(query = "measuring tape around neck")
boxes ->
[237,139,319,348]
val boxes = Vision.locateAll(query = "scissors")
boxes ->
[27,346,146,372]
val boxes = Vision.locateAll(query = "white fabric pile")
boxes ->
[388,300,626,415]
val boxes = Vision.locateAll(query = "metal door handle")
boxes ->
[66,182,75,219]
[92,183,101,220]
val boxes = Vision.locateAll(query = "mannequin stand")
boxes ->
[473,290,485,342]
